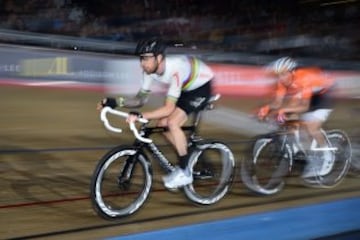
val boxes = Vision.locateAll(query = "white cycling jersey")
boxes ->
[140,55,214,100]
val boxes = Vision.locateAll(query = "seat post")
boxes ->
[192,111,202,128]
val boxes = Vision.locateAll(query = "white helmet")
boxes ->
[267,57,297,74]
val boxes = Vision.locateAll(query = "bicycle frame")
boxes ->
[111,94,220,180]
[258,120,341,181]
[121,109,207,177]
[274,120,333,157]
[282,125,305,157]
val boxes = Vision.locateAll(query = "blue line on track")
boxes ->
[106,197,360,240]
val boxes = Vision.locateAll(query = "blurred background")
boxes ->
[0,0,359,61]
[0,0,359,97]
[0,1,359,239]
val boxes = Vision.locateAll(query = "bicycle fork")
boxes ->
[117,155,137,187]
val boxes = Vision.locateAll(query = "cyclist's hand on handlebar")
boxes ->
[276,109,286,124]
[126,111,142,123]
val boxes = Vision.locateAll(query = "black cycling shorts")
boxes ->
[176,81,212,114]
[309,88,334,111]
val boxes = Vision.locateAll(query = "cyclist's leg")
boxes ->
[163,83,211,189]
[157,117,177,150]
[304,118,327,147]
[161,108,193,189]
[157,113,190,166]
[301,109,333,177]
[174,82,211,165]
[304,90,334,148]
[164,108,189,157]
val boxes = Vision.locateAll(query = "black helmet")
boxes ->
[135,38,166,56]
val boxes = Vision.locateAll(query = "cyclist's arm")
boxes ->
[280,97,310,114]
[120,73,153,108]
[257,83,285,118]
[280,85,311,114]
[266,83,286,111]
[269,94,284,110]
[120,89,150,108]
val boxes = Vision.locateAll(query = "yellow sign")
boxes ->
[21,57,68,76]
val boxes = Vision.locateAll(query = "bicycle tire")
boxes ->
[303,129,352,188]
[90,146,152,220]
[241,136,292,195]
[183,140,235,205]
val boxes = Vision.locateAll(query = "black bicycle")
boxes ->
[241,119,352,195]
[90,94,235,220]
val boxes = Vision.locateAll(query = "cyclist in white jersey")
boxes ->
[98,38,214,189]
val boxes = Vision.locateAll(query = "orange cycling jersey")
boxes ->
[275,68,334,100]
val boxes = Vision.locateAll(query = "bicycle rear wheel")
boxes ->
[241,137,292,195]
[304,129,352,188]
[183,140,235,205]
[90,146,152,220]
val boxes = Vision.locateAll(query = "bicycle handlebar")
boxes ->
[100,107,152,143]
[100,94,221,143]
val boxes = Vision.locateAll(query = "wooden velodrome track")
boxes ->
[0,84,359,240]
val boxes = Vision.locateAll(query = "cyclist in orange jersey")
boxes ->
[258,57,335,178]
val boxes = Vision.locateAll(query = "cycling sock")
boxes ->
[179,154,189,170]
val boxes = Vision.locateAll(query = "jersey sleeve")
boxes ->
[166,72,182,101]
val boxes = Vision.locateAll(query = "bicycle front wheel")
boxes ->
[183,140,235,205]
[90,146,152,220]
[241,137,292,195]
